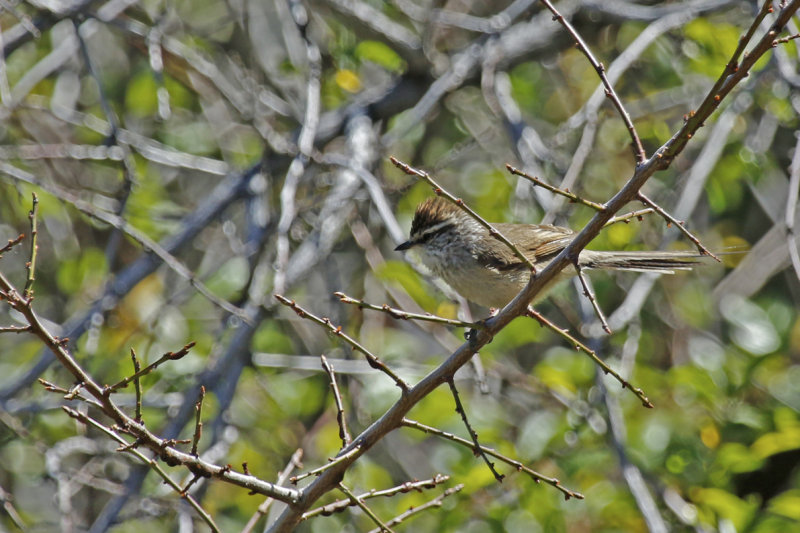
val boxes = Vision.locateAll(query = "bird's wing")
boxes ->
[480,223,575,270]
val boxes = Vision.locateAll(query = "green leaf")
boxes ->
[355,41,406,73]
[124,71,159,117]
[375,260,440,312]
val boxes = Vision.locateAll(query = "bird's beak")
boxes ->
[395,240,413,251]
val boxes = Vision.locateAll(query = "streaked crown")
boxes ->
[395,198,467,251]
[410,198,462,236]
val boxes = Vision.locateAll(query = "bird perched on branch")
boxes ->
[396,197,702,308]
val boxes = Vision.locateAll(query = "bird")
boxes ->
[395,197,702,308]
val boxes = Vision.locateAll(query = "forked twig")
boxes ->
[526,307,652,408]
[506,164,606,212]
[637,192,719,261]
[401,418,584,500]
[302,475,451,521]
[106,342,196,393]
[290,445,362,484]
[62,407,221,533]
[274,295,409,392]
[539,0,645,162]
[334,292,481,329]
[338,482,395,533]
[366,484,464,533]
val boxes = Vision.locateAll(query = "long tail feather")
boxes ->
[580,250,701,274]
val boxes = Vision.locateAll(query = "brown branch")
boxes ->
[448,379,504,482]
[401,418,584,500]
[302,475,451,521]
[574,263,612,334]
[242,448,304,533]
[506,164,606,212]
[636,192,720,260]
[526,307,652,407]
[0,270,300,503]
[321,355,352,448]
[61,406,221,533]
[338,482,395,533]
[538,0,645,162]
[334,292,481,329]
[660,1,798,164]
[274,294,409,392]
[365,484,464,533]
[191,385,205,456]
[23,192,38,300]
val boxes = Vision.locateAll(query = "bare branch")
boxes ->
[274,295,409,392]
[321,355,352,448]
[448,379,504,482]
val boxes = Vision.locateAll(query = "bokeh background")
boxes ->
[1,1,799,531]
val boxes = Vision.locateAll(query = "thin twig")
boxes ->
[290,445,362,484]
[659,0,789,164]
[338,482,395,533]
[334,292,481,329]
[241,448,304,533]
[604,208,655,227]
[302,475,451,521]
[0,233,25,256]
[274,295,409,392]
[130,349,143,424]
[401,418,584,500]
[191,385,205,456]
[506,164,606,211]
[538,0,645,162]
[525,307,653,408]
[636,192,720,260]
[574,263,612,334]
[321,355,352,448]
[0,325,30,333]
[390,156,538,273]
[447,379,504,482]
[366,484,464,533]
[23,193,38,300]
[38,378,101,408]
[106,342,196,393]
[62,406,221,533]
[774,32,800,45]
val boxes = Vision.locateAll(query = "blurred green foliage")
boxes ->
[1,1,799,532]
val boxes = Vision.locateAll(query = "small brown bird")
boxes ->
[396,198,701,308]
